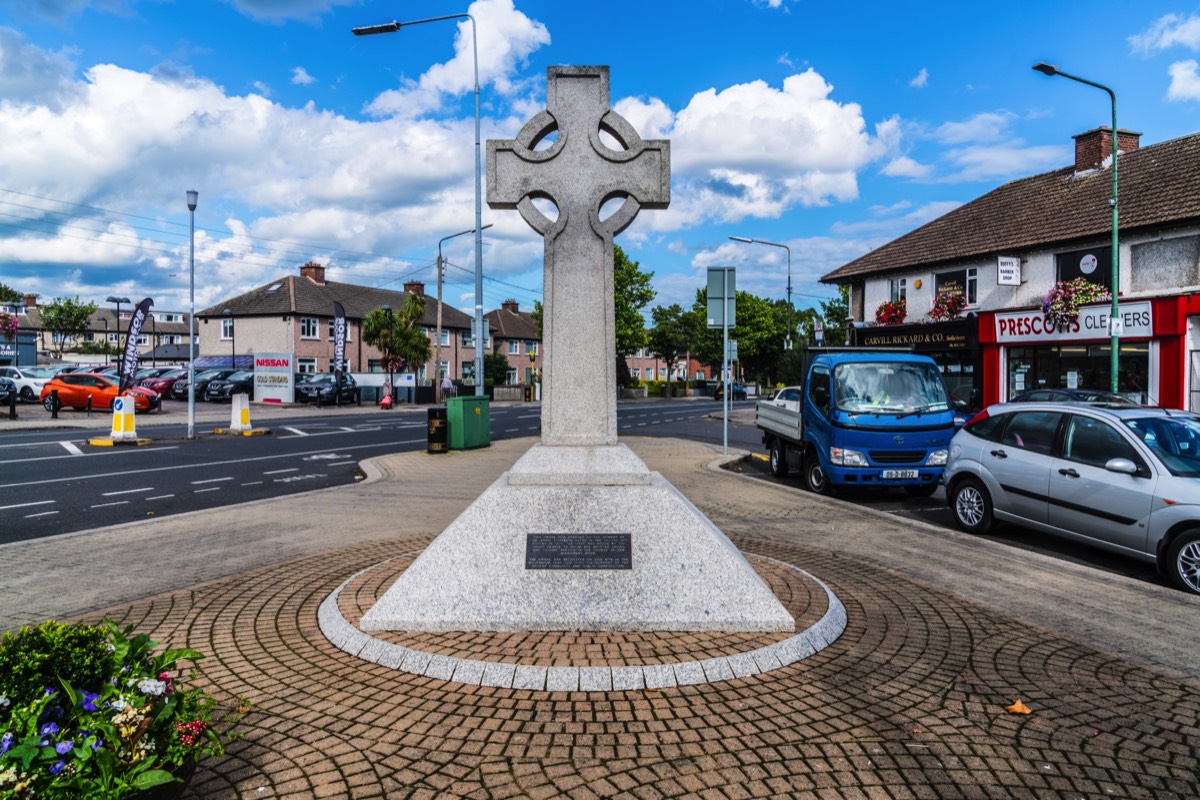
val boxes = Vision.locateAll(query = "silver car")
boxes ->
[944,402,1200,594]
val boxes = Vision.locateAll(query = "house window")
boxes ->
[632,368,641,379]
[934,268,977,305]
[297,358,316,374]
[163,335,180,345]
[108,333,120,345]
[221,319,233,340]
[966,268,978,304]
[528,342,539,356]
[328,323,350,342]
[300,317,319,339]
[889,278,907,302]
[508,340,521,355]
[1055,246,1113,292]
[328,358,348,372]
[506,368,518,385]
[137,334,149,346]
[439,361,448,380]
[439,329,449,346]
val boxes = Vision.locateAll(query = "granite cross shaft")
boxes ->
[488,66,669,447]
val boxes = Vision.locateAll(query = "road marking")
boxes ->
[60,441,84,455]
[241,481,263,486]
[24,510,59,518]
[328,461,355,466]
[194,487,221,493]
[283,427,307,436]
[90,501,129,508]
[303,453,350,461]
[263,468,298,475]
[146,494,174,500]
[102,487,154,497]
[0,500,56,511]
[191,476,233,485]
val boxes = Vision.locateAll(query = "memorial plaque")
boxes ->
[525,533,632,570]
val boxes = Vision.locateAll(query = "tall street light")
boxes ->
[222,308,235,370]
[730,236,793,349]
[437,224,492,400]
[1033,62,1121,394]
[186,189,198,440]
[354,12,485,396]
[106,296,130,365]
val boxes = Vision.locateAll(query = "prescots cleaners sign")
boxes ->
[994,301,1152,343]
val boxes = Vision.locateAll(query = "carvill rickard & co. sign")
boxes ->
[857,327,971,349]
[994,301,1152,343]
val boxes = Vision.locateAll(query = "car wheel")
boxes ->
[904,484,938,498]
[769,438,789,478]
[20,386,35,402]
[804,448,832,495]
[42,395,59,412]
[1165,530,1200,595]
[951,478,994,534]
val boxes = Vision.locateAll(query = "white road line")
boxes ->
[283,427,307,436]
[263,468,298,475]
[0,500,56,511]
[60,441,84,455]
[505,428,520,432]
[90,500,129,509]
[194,487,221,493]
[328,461,355,466]
[191,476,233,485]
[145,494,174,501]
[25,511,59,518]
[241,481,263,486]
[102,487,154,497]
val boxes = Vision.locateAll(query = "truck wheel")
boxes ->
[950,478,994,534]
[1164,530,1200,595]
[804,449,832,495]
[769,439,789,477]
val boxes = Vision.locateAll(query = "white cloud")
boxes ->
[1129,13,1200,54]
[0,26,78,107]
[229,0,358,24]
[936,111,1014,145]
[830,200,962,236]
[291,66,315,86]
[881,156,932,179]
[909,68,928,88]
[1167,59,1200,101]
[939,143,1065,183]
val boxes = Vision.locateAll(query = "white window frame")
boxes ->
[297,357,317,374]
[300,317,319,340]
[508,340,521,355]
[221,319,234,340]
[889,278,907,302]
[965,267,978,305]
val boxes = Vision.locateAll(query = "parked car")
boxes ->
[0,377,14,405]
[204,370,255,401]
[169,369,236,401]
[714,381,748,401]
[944,402,1200,594]
[295,373,359,405]
[140,368,189,395]
[134,366,176,383]
[39,373,159,413]
[0,366,50,402]
[1010,388,1137,406]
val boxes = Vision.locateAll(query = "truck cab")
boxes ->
[757,352,955,496]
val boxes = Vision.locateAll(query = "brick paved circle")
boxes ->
[86,537,1200,799]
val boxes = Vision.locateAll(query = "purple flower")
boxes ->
[55,740,74,755]
[49,760,66,776]
[82,692,100,712]
[1,732,13,755]
[40,722,59,736]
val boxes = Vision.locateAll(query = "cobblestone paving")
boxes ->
[83,535,1200,799]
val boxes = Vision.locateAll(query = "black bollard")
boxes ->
[8,389,16,420]
[50,389,59,419]
[316,391,322,409]
[86,395,92,417]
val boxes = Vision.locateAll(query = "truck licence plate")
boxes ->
[882,469,919,479]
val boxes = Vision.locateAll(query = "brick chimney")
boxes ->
[1073,127,1141,173]
[23,293,37,309]
[502,299,519,314]
[300,262,326,285]
[404,281,425,297]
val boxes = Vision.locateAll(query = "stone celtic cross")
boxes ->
[488,66,670,447]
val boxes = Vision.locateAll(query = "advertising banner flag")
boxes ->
[332,302,346,387]
[119,298,153,393]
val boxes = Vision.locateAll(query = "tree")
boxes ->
[613,244,655,357]
[647,304,694,388]
[0,283,22,304]
[819,285,850,346]
[362,294,431,385]
[40,296,97,358]
[484,351,511,385]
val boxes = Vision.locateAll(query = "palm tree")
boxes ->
[362,294,432,401]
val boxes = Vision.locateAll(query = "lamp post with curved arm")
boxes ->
[1033,62,1121,394]
[186,189,198,439]
[730,236,793,349]
[354,12,485,395]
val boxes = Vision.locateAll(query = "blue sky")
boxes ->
[2,0,1200,322]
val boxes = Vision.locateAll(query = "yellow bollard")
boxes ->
[110,395,137,441]
[230,393,252,433]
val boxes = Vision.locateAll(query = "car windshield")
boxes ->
[1122,415,1200,477]
[833,362,949,414]
[227,371,253,381]
[194,370,223,381]
[25,367,55,378]
[306,375,336,385]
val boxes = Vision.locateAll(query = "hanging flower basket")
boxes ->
[928,292,967,322]
[874,298,906,326]
[0,311,17,339]
[1042,278,1112,331]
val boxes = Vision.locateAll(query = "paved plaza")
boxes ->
[2,414,1198,798]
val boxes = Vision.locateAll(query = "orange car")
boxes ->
[40,373,159,413]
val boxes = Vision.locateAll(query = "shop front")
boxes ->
[849,317,981,409]
[980,294,1200,410]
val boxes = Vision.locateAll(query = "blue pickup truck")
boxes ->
[755,352,956,497]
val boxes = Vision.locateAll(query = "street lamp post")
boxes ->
[106,296,130,365]
[354,12,485,396]
[730,236,793,349]
[436,224,492,400]
[1033,62,1121,394]
[222,308,235,370]
[102,318,109,361]
[150,316,157,369]
[186,189,198,440]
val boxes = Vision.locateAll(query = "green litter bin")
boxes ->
[447,395,491,450]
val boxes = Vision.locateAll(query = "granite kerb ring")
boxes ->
[318,552,846,692]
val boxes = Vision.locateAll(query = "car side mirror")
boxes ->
[1105,458,1139,475]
